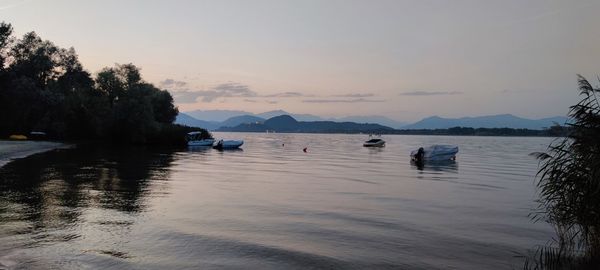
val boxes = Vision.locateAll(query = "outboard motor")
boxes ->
[415,147,425,163]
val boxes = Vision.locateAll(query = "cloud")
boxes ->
[159,78,187,89]
[262,91,306,98]
[331,93,375,98]
[244,99,278,104]
[399,90,463,96]
[171,90,205,104]
[302,98,386,103]
[167,80,377,104]
[171,82,258,103]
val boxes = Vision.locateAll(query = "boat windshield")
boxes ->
[366,139,382,143]
[187,133,203,141]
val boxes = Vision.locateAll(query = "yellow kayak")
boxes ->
[9,134,28,140]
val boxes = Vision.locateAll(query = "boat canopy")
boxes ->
[187,131,203,135]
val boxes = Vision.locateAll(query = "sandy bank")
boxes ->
[0,140,70,168]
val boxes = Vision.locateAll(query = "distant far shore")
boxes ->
[214,126,569,137]
[0,140,70,168]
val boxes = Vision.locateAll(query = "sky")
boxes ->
[1,0,599,121]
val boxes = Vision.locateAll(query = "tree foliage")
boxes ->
[532,75,600,265]
[0,22,197,144]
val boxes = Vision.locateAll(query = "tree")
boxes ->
[93,63,179,143]
[0,21,198,144]
[0,22,12,70]
[151,87,178,123]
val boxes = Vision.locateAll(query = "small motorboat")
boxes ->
[363,135,385,147]
[186,131,214,147]
[213,139,244,150]
[410,145,458,161]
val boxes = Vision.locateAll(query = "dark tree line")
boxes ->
[0,22,201,144]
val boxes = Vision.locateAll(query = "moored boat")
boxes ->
[186,131,214,147]
[363,135,385,147]
[410,145,458,161]
[213,139,244,150]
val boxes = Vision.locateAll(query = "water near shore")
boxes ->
[0,133,554,269]
[0,140,69,168]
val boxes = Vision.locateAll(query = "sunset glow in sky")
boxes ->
[2,0,599,121]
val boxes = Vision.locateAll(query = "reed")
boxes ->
[527,75,600,268]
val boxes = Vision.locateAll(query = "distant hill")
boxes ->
[262,115,299,131]
[218,115,394,133]
[178,110,568,131]
[179,109,403,129]
[336,115,406,129]
[255,110,290,119]
[175,113,221,130]
[220,115,265,128]
[176,113,262,130]
[402,114,569,130]
[256,110,324,121]
[185,110,252,122]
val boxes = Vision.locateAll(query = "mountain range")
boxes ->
[217,115,394,133]
[181,109,407,129]
[402,114,568,130]
[176,110,569,131]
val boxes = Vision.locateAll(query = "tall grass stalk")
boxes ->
[527,75,600,268]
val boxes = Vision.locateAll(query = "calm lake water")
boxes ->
[0,133,555,269]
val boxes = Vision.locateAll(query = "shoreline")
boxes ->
[0,140,71,168]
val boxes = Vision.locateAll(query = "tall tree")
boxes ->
[151,87,178,124]
[0,22,12,71]
[0,22,14,135]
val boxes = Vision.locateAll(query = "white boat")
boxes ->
[363,135,385,147]
[410,145,458,161]
[186,131,214,147]
[213,139,244,150]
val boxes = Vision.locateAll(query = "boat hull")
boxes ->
[187,139,215,147]
[410,145,458,161]
[363,141,385,147]
[213,140,244,150]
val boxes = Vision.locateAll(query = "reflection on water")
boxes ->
[411,160,458,172]
[0,145,174,214]
[187,145,212,152]
[0,134,555,269]
[0,145,175,269]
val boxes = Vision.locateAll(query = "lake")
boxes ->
[0,133,555,269]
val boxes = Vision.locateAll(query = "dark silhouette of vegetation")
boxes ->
[0,22,206,144]
[525,75,600,269]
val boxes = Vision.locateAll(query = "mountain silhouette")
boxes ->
[402,114,569,130]
[218,115,393,133]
